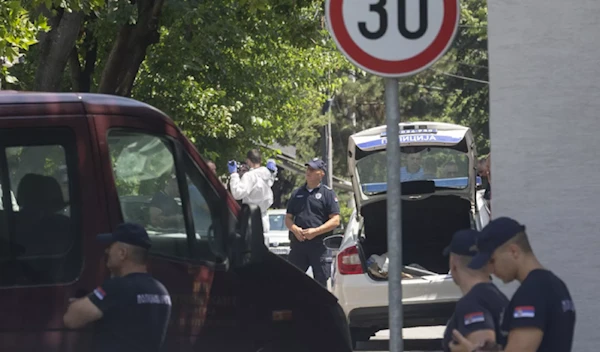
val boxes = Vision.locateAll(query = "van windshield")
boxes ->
[356,148,470,195]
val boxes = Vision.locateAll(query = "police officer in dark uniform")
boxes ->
[450,217,576,352]
[285,158,341,287]
[63,223,172,352]
[442,229,509,352]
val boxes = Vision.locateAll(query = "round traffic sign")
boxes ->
[326,0,460,77]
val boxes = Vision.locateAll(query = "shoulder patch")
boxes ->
[93,287,106,300]
[513,306,535,318]
[464,312,485,325]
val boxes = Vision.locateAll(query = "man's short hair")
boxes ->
[453,254,474,268]
[247,149,262,165]
[505,231,533,253]
[127,245,149,265]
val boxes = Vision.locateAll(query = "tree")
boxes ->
[0,0,49,85]
[6,0,353,170]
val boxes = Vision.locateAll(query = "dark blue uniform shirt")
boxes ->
[286,183,340,243]
[88,272,172,352]
[498,269,576,352]
[442,282,509,352]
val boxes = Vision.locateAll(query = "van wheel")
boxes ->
[350,328,376,348]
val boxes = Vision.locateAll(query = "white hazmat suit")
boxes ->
[229,166,274,233]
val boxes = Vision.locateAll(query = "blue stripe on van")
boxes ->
[356,135,464,149]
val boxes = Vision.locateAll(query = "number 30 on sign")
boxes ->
[325,0,460,78]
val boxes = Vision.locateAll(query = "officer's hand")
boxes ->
[449,329,476,352]
[227,160,238,174]
[302,228,318,240]
[291,225,305,242]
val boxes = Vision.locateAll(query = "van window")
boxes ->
[0,130,81,287]
[107,130,217,261]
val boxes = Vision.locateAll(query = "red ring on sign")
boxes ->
[328,0,458,76]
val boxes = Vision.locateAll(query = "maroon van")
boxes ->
[0,92,352,352]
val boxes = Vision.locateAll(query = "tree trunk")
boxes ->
[34,9,84,91]
[68,26,97,92]
[98,0,166,96]
[68,48,82,92]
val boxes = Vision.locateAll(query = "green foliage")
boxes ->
[131,0,353,168]
[0,0,104,82]
[0,1,47,82]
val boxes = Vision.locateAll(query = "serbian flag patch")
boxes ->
[513,306,535,318]
[93,287,106,301]
[464,312,485,325]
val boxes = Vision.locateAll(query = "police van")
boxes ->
[0,92,352,352]
[325,122,517,346]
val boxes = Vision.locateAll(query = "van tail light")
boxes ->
[337,245,364,275]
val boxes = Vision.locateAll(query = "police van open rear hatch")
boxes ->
[347,122,478,213]
[347,122,481,277]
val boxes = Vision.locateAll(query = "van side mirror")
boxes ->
[230,204,268,267]
[323,235,344,250]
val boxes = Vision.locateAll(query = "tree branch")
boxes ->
[68,47,81,92]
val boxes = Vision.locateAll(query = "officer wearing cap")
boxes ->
[285,157,341,287]
[442,229,509,352]
[63,223,172,352]
[449,217,576,352]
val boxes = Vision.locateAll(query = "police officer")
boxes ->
[442,229,509,352]
[285,158,340,287]
[450,217,576,352]
[63,223,172,352]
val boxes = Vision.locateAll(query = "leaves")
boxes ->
[0,0,105,81]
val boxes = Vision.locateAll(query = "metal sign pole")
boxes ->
[385,77,403,352]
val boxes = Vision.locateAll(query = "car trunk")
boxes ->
[357,195,472,280]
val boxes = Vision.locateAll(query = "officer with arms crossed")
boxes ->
[442,229,509,352]
[450,217,576,352]
[63,223,172,352]
[286,158,340,287]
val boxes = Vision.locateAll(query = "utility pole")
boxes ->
[320,97,334,188]
[326,99,334,188]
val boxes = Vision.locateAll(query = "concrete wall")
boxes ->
[488,1,600,349]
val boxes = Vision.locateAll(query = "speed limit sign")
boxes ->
[325,0,460,77]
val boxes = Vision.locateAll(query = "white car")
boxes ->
[264,209,292,259]
[325,122,516,347]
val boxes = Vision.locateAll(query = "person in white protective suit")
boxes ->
[227,149,276,233]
